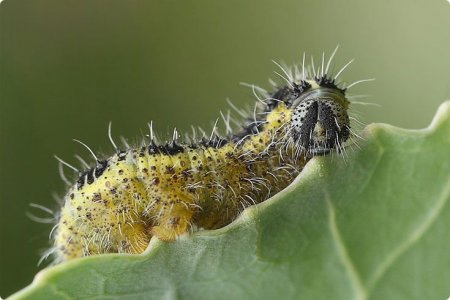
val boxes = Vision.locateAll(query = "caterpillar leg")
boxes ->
[119,222,152,254]
[151,204,194,241]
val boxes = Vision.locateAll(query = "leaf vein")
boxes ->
[327,198,367,300]
[366,174,450,292]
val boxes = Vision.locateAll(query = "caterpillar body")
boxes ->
[51,51,359,262]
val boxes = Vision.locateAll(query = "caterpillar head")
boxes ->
[290,80,350,155]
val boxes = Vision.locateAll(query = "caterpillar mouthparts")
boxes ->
[43,48,367,262]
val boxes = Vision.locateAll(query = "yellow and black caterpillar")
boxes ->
[49,50,362,262]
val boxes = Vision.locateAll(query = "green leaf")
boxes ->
[9,102,450,300]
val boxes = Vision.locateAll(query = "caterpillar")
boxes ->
[46,48,367,262]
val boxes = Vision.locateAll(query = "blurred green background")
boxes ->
[1,0,449,297]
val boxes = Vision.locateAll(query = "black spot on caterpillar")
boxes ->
[39,48,370,262]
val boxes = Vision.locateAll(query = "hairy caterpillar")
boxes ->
[45,48,367,262]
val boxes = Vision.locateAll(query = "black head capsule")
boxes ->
[290,85,350,155]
